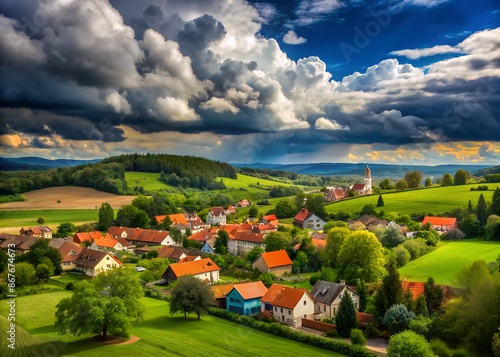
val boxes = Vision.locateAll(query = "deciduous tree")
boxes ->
[263,231,292,252]
[404,171,423,188]
[441,173,453,186]
[396,179,408,191]
[54,222,77,238]
[98,202,115,231]
[387,330,435,357]
[274,198,297,218]
[453,169,469,185]
[214,229,229,255]
[381,226,406,248]
[169,275,214,319]
[337,230,386,283]
[115,204,150,228]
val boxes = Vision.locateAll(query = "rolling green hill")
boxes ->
[125,172,177,191]
[399,240,500,285]
[326,184,497,215]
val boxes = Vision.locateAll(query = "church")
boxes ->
[349,164,372,195]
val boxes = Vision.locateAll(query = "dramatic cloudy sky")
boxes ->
[0,0,499,164]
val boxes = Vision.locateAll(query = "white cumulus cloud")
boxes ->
[283,30,307,45]
[315,117,349,131]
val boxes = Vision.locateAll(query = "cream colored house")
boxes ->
[74,248,122,277]
[252,250,293,276]
[310,280,360,319]
[162,258,221,285]
[265,285,315,327]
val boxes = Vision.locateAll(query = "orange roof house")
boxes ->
[263,214,279,226]
[162,258,220,284]
[107,227,175,246]
[252,250,293,276]
[261,285,315,326]
[73,231,104,244]
[402,281,425,300]
[294,237,326,251]
[226,281,268,315]
[422,216,458,232]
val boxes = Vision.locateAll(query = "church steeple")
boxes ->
[364,163,372,193]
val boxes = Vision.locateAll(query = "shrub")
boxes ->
[65,282,75,291]
[409,316,432,338]
[441,229,465,240]
[350,328,367,346]
[383,304,416,334]
[451,348,469,357]
[430,339,452,357]
[325,329,339,338]
[37,216,45,224]
[363,323,382,338]
[387,330,435,357]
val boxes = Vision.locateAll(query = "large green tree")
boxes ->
[169,275,214,319]
[274,198,297,218]
[23,239,63,275]
[374,257,403,318]
[214,229,229,255]
[335,290,358,337]
[325,227,352,267]
[441,173,454,186]
[132,195,158,220]
[337,230,386,283]
[115,205,150,228]
[395,179,408,191]
[55,269,144,339]
[263,231,292,252]
[381,226,406,248]
[98,202,115,231]
[423,277,443,315]
[304,194,327,220]
[453,169,469,185]
[54,222,77,238]
[404,171,423,189]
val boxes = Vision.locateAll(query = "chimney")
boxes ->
[340,280,345,285]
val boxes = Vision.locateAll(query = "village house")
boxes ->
[310,280,360,319]
[0,233,39,255]
[225,205,237,215]
[228,231,265,255]
[226,281,268,315]
[262,214,279,226]
[206,207,227,226]
[252,250,293,276]
[293,208,326,230]
[262,285,315,327]
[74,248,122,277]
[238,199,250,207]
[155,213,208,233]
[251,224,277,234]
[211,283,245,309]
[20,226,52,239]
[57,241,84,271]
[157,246,200,262]
[422,216,458,232]
[260,284,287,315]
[73,231,103,245]
[107,227,176,246]
[324,187,348,202]
[162,258,220,285]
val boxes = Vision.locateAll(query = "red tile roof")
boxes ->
[271,286,311,309]
[73,231,103,244]
[259,250,293,268]
[168,258,220,278]
[188,230,215,242]
[261,284,288,303]
[93,237,122,249]
[351,183,366,190]
[232,281,268,300]
[233,231,264,244]
[422,216,457,226]
[158,246,186,259]
[293,208,310,223]
[107,227,170,244]
[264,214,278,222]
[294,237,326,250]
[209,207,226,216]
[58,242,83,263]
[402,281,425,300]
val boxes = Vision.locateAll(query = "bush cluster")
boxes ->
[208,308,377,357]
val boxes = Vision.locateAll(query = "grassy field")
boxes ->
[399,240,500,286]
[326,184,497,215]
[0,209,102,231]
[125,172,177,191]
[0,292,347,357]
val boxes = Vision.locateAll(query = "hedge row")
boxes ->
[208,308,377,357]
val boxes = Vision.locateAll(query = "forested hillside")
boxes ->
[0,153,238,195]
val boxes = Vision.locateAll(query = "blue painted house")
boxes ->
[201,241,214,254]
[226,281,268,315]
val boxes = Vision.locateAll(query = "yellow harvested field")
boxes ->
[0,186,136,210]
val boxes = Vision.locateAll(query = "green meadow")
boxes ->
[0,292,347,357]
[326,184,497,215]
[0,209,101,231]
[125,172,177,191]
[399,240,500,286]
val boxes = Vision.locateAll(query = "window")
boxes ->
[303,314,307,318]
[303,300,306,305]
[280,308,283,313]
[275,307,277,312]
[333,308,336,315]
[324,305,326,312]
[106,256,109,260]
[355,302,358,309]
[288,310,291,315]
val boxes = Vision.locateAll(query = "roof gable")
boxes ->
[271,286,311,309]
[168,258,220,278]
[422,216,457,226]
[232,281,268,300]
[293,208,310,222]
[310,281,350,305]
[259,250,292,268]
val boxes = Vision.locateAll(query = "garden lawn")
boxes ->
[0,292,348,357]
[325,184,497,215]
[399,240,500,286]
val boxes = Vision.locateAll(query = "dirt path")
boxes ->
[119,336,140,345]
[0,186,136,210]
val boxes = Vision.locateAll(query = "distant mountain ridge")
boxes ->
[232,162,495,177]
[0,157,101,171]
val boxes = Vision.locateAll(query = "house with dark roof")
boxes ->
[226,281,268,315]
[310,280,359,319]
[74,248,122,277]
[57,241,84,271]
[422,216,458,232]
[0,234,40,255]
[251,224,277,234]
[157,246,200,262]
[293,208,326,230]
[20,226,52,239]
[228,231,265,255]
[252,250,293,276]
[206,207,226,226]
[162,258,220,285]
[262,285,315,327]
[107,227,175,246]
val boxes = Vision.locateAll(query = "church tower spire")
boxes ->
[364,163,372,193]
